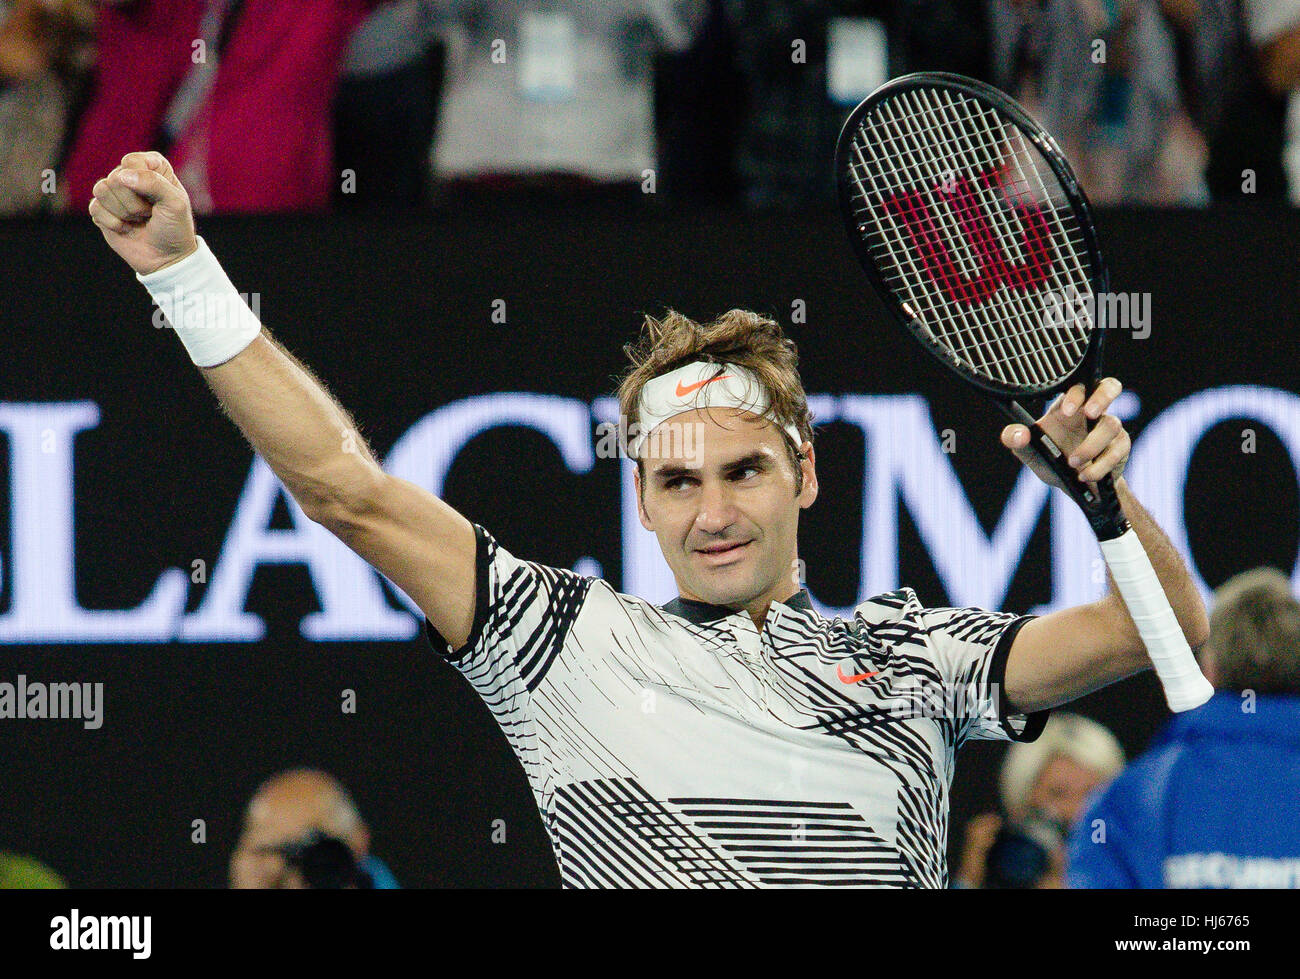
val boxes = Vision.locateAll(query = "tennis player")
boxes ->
[91,151,1209,888]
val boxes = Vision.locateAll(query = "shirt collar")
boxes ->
[660,588,814,625]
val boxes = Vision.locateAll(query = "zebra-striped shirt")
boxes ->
[425,523,1049,888]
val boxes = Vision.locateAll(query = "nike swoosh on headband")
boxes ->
[675,374,732,398]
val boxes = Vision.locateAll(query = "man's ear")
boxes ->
[797,442,819,509]
[634,466,654,532]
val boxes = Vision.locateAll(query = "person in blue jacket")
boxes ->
[1068,567,1300,888]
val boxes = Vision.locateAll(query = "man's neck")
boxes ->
[750,581,803,630]
[688,582,801,631]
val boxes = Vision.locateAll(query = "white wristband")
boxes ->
[136,236,263,368]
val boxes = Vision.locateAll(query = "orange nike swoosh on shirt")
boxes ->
[836,663,881,684]
[676,374,732,398]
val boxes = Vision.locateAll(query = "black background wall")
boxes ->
[0,203,1297,887]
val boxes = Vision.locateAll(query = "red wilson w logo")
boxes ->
[882,172,1056,307]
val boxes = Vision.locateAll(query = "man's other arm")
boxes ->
[90,151,477,649]
[200,334,478,649]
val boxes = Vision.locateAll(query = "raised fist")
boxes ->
[89,151,198,276]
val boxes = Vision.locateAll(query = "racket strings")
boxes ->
[851,117,1059,387]
[910,88,1083,378]
[901,90,1090,383]
[852,89,1086,369]
[844,85,1095,389]
[854,98,1090,385]
[849,114,1053,385]
[874,94,1054,383]
[863,93,1088,382]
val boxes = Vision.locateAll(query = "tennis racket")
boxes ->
[835,72,1213,713]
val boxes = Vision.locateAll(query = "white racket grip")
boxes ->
[1098,528,1214,712]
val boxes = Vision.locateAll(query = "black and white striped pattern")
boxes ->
[426,524,1048,888]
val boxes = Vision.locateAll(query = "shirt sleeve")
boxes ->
[424,523,593,698]
[917,605,1051,747]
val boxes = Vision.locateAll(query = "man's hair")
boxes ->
[1204,567,1300,695]
[998,712,1125,817]
[616,309,814,492]
[248,768,365,841]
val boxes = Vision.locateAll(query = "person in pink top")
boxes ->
[62,0,382,214]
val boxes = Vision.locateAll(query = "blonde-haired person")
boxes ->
[954,713,1125,888]
[93,163,1209,885]
[1068,568,1300,888]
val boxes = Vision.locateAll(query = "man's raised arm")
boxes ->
[89,151,477,648]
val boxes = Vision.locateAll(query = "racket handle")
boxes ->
[1098,529,1215,713]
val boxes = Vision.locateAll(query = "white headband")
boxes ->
[630,360,803,460]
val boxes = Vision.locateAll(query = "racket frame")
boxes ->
[835,71,1125,539]
[836,71,1215,712]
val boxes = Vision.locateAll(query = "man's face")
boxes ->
[634,407,817,610]
[1026,753,1108,828]
[228,796,366,889]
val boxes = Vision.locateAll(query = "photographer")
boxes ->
[229,768,398,890]
[955,713,1126,888]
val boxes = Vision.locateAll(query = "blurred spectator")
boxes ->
[0,0,98,216]
[60,0,385,215]
[335,0,443,208]
[888,0,995,80]
[992,0,1207,204]
[724,1,1022,208]
[725,0,891,208]
[229,768,399,889]
[954,712,1125,888]
[1069,567,1300,888]
[1163,0,1300,202]
[654,0,745,204]
[0,850,66,888]
[426,0,707,202]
